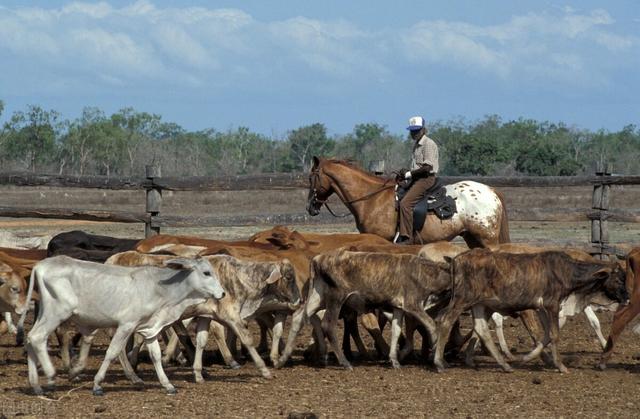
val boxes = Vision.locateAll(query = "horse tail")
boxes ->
[495,189,511,243]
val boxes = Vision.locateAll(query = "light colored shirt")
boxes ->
[411,135,439,173]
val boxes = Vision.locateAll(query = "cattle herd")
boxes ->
[0,227,639,397]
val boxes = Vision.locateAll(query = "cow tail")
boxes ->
[16,266,37,346]
[495,190,511,243]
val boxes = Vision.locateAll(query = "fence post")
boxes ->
[591,163,612,260]
[145,165,162,237]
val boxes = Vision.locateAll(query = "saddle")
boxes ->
[396,177,458,232]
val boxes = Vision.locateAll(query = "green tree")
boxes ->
[288,123,334,171]
[4,105,60,172]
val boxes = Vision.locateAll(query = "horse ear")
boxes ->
[312,156,320,168]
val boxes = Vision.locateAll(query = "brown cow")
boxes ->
[599,247,640,369]
[248,225,391,253]
[276,249,451,369]
[0,261,28,315]
[433,248,629,373]
[135,234,277,254]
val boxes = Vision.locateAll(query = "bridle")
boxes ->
[308,168,395,217]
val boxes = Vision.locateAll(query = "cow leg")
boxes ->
[389,309,404,369]
[4,312,17,335]
[599,302,640,369]
[92,326,136,396]
[434,301,466,372]
[346,312,369,360]
[269,313,287,366]
[162,327,179,365]
[405,308,437,349]
[276,283,324,368]
[491,313,516,361]
[225,317,272,378]
[145,337,177,394]
[583,306,607,349]
[341,311,356,360]
[471,305,513,372]
[398,316,416,362]
[256,315,273,355]
[544,308,568,373]
[170,321,196,365]
[60,330,73,371]
[464,334,480,367]
[27,317,62,394]
[521,310,548,363]
[210,320,239,369]
[127,333,145,370]
[68,330,97,380]
[363,311,389,358]
[321,303,352,370]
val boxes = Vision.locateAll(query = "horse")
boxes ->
[307,157,510,247]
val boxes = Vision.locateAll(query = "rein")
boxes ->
[309,169,395,218]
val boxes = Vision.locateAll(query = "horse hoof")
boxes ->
[93,388,104,396]
[166,387,177,395]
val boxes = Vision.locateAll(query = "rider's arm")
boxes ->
[409,164,433,178]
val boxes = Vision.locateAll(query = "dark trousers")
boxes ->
[399,176,436,240]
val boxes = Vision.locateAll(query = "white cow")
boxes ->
[18,255,225,396]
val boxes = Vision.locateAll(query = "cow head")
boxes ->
[0,262,28,314]
[595,264,630,306]
[163,257,226,300]
[264,259,301,309]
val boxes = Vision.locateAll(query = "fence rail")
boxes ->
[2,172,640,191]
[1,167,638,258]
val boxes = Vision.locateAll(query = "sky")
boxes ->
[0,0,638,137]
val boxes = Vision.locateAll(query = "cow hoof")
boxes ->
[93,388,105,396]
[229,361,241,370]
[32,387,44,396]
[261,370,273,379]
[195,376,204,384]
[166,387,177,395]
[558,366,569,374]
[391,361,401,369]
[502,366,514,373]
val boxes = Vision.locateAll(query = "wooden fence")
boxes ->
[0,165,638,258]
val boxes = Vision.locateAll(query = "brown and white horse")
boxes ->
[307,157,510,247]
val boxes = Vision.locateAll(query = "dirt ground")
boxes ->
[0,186,639,418]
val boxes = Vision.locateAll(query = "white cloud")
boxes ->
[400,9,638,85]
[0,2,636,92]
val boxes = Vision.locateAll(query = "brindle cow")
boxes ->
[599,247,640,369]
[276,249,451,369]
[434,249,629,373]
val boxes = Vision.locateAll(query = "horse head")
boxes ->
[307,156,335,216]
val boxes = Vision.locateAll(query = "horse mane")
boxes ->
[322,158,388,183]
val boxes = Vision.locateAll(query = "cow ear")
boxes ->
[593,267,612,281]
[0,262,13,273]
[163,258,196,270]
[443,256,453,265]
[0,276,5,286]
[266,267,282,284]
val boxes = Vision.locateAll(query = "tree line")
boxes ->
[1,101,638,177]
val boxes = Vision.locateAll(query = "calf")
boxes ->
[20,255,225,395]
[434,249,628,373]
[276,249,451,369]
[599,247,640,369]
[106,251,300,381]
[0,261,28,315]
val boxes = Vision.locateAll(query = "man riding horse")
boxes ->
[395,115,439,245]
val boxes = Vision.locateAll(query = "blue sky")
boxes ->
[0,1,638,137]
